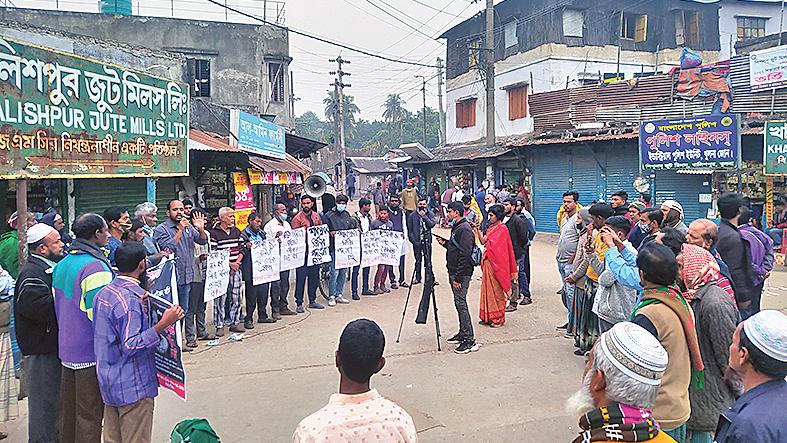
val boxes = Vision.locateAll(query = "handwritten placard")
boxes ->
[361,230,381,268]
[307,225,331,267]
[280,227,307,271]
[334,229,361,269]
[252,239,280,285]
[378,230,404,266]
[204,249,230,302]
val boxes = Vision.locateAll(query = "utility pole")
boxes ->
[415,75,427,148]
[330,55,351,192]
[437,57,446,147]
[484,0,495,150]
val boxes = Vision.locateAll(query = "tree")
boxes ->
[382,94,407,146]
[294,111,329,142]
[323,90,360,141]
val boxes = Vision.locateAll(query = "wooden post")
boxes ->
[16,178,28,271]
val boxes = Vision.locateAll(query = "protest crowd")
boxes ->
[0,176,784,443]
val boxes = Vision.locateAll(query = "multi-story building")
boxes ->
[718,0,784,60]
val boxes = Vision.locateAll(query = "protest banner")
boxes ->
[307,225,331,266]
[252,238,281,285]
[280,227,307,271]
[204,249,230,302]
[361,230,381,268]
[334,229,361,269]
[148,259,186,401]
[378,230,404,266]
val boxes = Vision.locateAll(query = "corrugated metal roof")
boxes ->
[189,129,243,153]
[347,157,398,174]
[248,154,312,175]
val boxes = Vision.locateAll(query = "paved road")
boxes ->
[9,231,787,442]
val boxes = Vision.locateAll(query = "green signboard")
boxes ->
[764,121,787,175]
[0,35,189,178]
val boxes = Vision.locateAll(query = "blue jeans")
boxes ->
[516,255,530,297]
[664,424,687,443]
[768,227,783,249]
[177,283,191,313]
[351,265,370,295]
[556,260,574,326]
[688,430,713,443]
[328,260,348,299]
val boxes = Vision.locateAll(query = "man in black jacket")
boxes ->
[406,197,436,285]
[503,198,532,310]
[15,223,65,443]
[324,194,358,306]
[436,201,478,354]
[716,193,758,319]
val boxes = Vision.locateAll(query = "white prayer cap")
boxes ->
[26,223,55,244]
[661,200,684,218]
[743,310,787,363]
[599,321,669,386]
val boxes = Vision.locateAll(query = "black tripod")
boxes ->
[396,231,441,351]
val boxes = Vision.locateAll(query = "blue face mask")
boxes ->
[279,213,288,221]
[336,204,347,212]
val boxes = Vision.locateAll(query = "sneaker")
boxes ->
[186,341,198,348]
[258,318,277,324]
[361,290,375,296]
[399,282,410,288]
[229,324,246,333]
[309,302,325,310]
[336,296,350,304]
[519,296,532,305]
[447,333,463,343]
[564,331,575,339]
[328,297,337,307]
[454,340,480,354]
[244,321,255,330]
[215,327,225,337]
[272,312,282,320]
[556,323,568,330]
[279,308,297,316]
[391,282,398,289]
[296,305,305,314]
[352,293,361,300]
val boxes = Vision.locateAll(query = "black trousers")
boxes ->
[59,366,104,443]
[388,255,406,284]
[244,279,271,322]
[270,270,291,311]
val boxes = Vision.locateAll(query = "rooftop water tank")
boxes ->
[100,0,132,15]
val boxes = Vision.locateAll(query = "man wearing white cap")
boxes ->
[660,200,688,236]
[14,223,65,443]
[715,310,787,443]
[567,321,676,443]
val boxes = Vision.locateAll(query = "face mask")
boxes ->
[119,222,132,233]
[279,213,288,221]
[336,204,347,212]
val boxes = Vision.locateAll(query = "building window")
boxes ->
[268,63,285,103]
[455,99,476,128]
[508,85,528,120]
[504,21,517,48]
[675,10,700,47]
[190,59,211,97]
[620,12,647,42]
[737,16,767,40]
[468,38,481,68]
[563,9,584,38]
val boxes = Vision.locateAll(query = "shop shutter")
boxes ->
[532,150,570,233]
[654,171,711,224]
[155,178,179,219]
[572,150,603,206]
[604,145,640,202]
[75,178,148,217]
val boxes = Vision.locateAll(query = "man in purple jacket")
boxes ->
[93,242,182,443]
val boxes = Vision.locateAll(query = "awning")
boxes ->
[286,133,327,159]
[249,154,312,175]
[188,129,243,153]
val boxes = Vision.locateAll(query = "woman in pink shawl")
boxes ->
[474,204,517,327]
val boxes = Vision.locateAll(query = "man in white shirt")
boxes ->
[351,198,375,299]
[293,319,417,443]
[264,203,296,318]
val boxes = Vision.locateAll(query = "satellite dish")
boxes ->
[633,177,650,193]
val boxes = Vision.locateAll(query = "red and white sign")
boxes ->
[750,45,787,92]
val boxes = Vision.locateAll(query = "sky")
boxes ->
[6,0,482,121]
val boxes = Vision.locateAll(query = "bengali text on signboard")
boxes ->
[639,114,739,171]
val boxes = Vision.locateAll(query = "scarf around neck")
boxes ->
[572,402,660,442]
[632,285,705,389]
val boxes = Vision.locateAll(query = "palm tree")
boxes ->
[323,90,360,141]
[382,94,407,146]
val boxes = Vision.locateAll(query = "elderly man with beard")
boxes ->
[15,223,65,443]
[567,321,675,443]
[715,310,787,443]
[660,200,688,236]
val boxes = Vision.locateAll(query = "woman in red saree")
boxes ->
[474,205,518,327]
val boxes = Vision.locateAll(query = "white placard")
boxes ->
[334,229,361,269]
[361,230,381,268]
[307,225,332,266]
[750,45,787,92]
[252,238,280,285]
[280,227,307,271]
[378,230,404,266]
[204,249,230,302]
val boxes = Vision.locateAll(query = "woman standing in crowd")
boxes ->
[474,205,517,327]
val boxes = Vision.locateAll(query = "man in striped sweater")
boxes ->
[53,213,114,443]
[210,207,246,335]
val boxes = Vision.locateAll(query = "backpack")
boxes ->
[451,236,482,267]
[740,226,774,279]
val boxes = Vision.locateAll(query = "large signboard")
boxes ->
[639,114,739,171]
[750,45,787,92]
[0,36,189,178]
[230,109,286,159]
[764,121,787,175]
